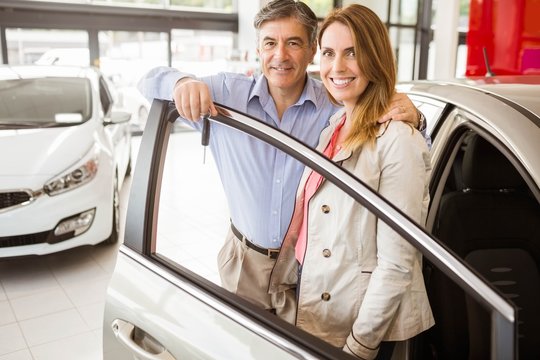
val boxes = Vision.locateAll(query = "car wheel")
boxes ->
[103,173,120,244]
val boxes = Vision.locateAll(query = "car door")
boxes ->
[103,99,517,360]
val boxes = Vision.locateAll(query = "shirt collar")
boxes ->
[249,74,319,109]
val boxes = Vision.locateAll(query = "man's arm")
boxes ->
[137,66,217,122]
[173,78,218,121]
[137,66,193,102]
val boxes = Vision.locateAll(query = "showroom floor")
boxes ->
[0,139,139,360]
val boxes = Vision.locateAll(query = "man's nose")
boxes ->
[274,43,288,59]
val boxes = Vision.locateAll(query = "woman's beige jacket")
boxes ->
[268,109,435,360]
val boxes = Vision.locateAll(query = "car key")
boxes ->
[201,113,210,164]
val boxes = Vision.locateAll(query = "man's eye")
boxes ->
[288,41,301,48]
[263,42,275,49]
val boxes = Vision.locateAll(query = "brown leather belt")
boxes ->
[230,223,280,259]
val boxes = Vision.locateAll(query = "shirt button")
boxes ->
[276,179,281,183]
[321,205,330,213]
[321,292,331,301]
[322,249,331,257]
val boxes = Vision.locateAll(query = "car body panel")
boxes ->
[104,247,326,360]
[0,123,95,178]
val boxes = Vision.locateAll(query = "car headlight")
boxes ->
[44,146,99,196]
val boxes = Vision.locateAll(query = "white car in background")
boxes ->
[0,65,132,257]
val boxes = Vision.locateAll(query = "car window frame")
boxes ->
[122,99,517,359]
[99,75,114,116]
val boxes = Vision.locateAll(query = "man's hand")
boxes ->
[173,78,218,121]
[379,92,421,128]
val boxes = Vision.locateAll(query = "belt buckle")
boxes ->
[268,248,279,259]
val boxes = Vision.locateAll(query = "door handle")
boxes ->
[112,319,176,360]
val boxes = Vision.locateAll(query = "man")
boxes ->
[138,0,423,320]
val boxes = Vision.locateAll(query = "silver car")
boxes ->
[103,77,540,359]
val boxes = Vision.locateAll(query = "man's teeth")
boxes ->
[333,78,353,85]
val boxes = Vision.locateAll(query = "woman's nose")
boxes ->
[332,55,346,71]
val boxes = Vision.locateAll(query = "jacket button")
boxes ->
[322,249,331,257]
[321,292,331,301]
[321,205,330,213]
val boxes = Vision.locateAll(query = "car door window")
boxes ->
[154,126,227,284]
[426,120,540,359]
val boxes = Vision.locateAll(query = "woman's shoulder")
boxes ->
[376,121,428,154]
[378,121,423,141]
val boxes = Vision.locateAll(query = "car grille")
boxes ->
[0,190,33,211]
[0,230,50,248]
[0,229,76,248]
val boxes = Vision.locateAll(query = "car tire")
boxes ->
[103,173,120,244]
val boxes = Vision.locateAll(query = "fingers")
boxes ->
[379,92,419,126]
[173,79,215,121]
[378,105,404,123]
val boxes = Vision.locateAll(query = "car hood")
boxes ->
[0,122,96,178]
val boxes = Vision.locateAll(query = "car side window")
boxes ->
[99,75,113,116]
[427,128,540,359]
[409,95,447,137]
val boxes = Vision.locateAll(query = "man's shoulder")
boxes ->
[306,76,326,92]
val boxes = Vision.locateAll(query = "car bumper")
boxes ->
[0,169,115,257]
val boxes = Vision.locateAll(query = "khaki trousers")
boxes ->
[217,228,296,323]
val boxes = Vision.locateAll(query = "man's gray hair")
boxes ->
[254,0,319,43]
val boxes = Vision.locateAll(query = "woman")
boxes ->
[268,5,434,360]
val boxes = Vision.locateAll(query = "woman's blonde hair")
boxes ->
[318,4,396,149]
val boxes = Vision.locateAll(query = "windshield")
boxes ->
[0,77,92,128]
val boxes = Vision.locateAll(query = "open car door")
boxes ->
[103,99,517,359]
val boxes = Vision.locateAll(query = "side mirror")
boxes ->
[105,111,131,125]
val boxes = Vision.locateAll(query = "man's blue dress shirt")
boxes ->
[138,67,340,248]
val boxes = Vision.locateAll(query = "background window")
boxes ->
[5,28,88,65]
